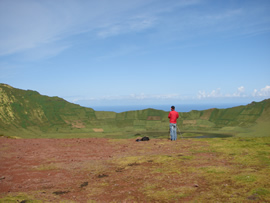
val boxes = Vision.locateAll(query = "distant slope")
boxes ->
[180,100,270,137]
[0,84,269,138]
[237,99,270,137]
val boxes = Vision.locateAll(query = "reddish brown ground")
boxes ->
[0,137,221,202]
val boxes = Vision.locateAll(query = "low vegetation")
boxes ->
[0,137,269,202]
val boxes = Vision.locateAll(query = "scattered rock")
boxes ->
[115,168,124,172]
[128,162,140,166]
[80,181,88,188]
[193,184,199,187]
[0,176,5,180]
[53,190,70,195]
[98,174,108,178]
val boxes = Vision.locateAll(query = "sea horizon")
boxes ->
[90,103,246,113]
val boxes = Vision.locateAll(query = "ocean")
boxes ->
[91,103,244,113]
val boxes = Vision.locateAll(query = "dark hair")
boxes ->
[171,106,175,109]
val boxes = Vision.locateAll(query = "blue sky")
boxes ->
[0,0,270,109]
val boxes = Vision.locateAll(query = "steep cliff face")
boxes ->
[0,84,17,125]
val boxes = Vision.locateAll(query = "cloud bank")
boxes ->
[197,86,270,100]
[69,85,270,106]
[252,86,270,97]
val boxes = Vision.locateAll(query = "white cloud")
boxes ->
[129,93,180,100]
[197,86,270,100]
[97,15,157,38]
[68,85,270,107]
[197,88,222,99]
[233,86,246,97]
[252,85,270,97]
[67,93,183,105]
[86,93,182,101]
[238,86,245,93]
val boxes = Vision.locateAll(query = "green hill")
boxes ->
[0,84,97,137]
[0,84,269,138]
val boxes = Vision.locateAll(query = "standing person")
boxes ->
[168,106,179,141]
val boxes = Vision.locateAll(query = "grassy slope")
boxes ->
[238,99,270,137]
[0,84,269,138]
[0,84,96,137]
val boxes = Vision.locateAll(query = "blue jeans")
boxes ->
[170,123,177,140]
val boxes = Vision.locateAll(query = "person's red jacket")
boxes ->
[168,110,179,123]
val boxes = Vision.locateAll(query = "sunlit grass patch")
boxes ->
[86,185,108,200]
[99,182,109,187]
[151,163,182,175]
[192,137,270,202]
[206,137,270,166]
[142,184,195,201]
[193,174,262,202]
[150,154,194,164]
[151,154,175,163]
[33,163,58,171]
[190,148,217,154]
[197,167,270,202]
[83,160,111,176]
[0,193,43,203]
[146,154,194,174]
[256,150,270,166]
[113,154,185,168]
[112,155,148,168]
[0,134,21,139]
[200,166,228,174]
[234,174,257,182]
[179,155,194,160]
[252,188,270,197]
[246,188,270,202]
[114,155,185,179]
[233,168,269,186]
[108,139,129,144]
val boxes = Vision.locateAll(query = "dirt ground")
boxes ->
[0,137,228,202]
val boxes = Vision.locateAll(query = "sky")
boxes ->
[0,0,270,109]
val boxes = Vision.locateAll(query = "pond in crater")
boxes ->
[134,131,233,139]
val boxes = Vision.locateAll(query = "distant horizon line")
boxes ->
[88,103,249,113]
